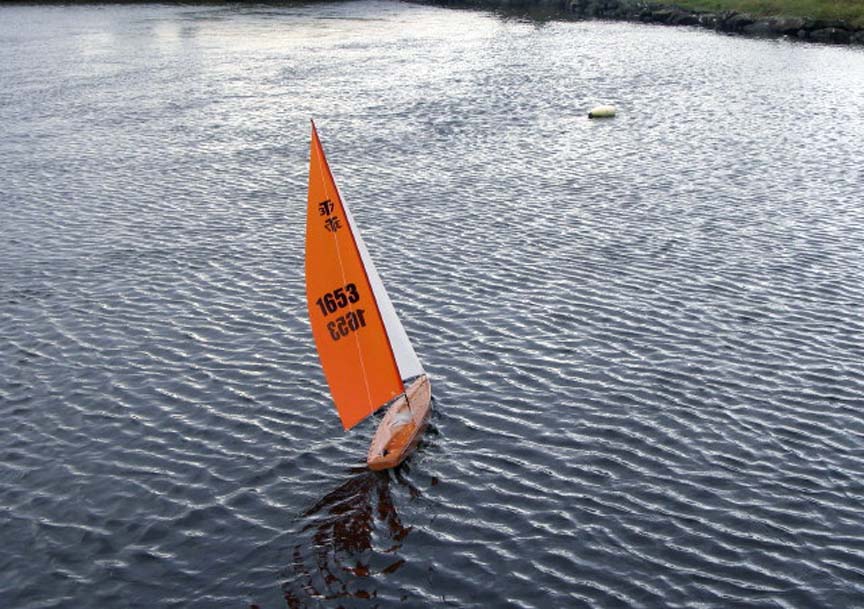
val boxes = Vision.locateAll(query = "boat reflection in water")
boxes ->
[282,468,421,608]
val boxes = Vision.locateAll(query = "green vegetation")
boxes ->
[668,0,864,27]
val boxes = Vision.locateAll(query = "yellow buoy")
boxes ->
[588,105,616,119]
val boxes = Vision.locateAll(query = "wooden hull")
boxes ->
[366,375,432,471]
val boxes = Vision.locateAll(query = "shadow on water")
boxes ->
[280,465,424,608]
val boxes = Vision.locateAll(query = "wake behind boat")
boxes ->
[305,121,432,470]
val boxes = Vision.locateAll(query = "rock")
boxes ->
[568,0,586,15]
[720,12,755,32]
[645,7,696,25]
[611,4,632,18]
[808,19,850,31]
[698,13,718,28]
[649,9,673,23]
[742,21,775,37]
[768,17,807,36]
[525,0,860,46]
[671,10,699,26]
[810,27,851,44]
[569,0,620,17]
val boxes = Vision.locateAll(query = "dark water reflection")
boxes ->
[282,468,418,608]
[2,2,864,608]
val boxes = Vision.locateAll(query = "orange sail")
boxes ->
[305,122,404,430]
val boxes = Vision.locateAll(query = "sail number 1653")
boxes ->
[315,283,360,317]
[315,283,368,342]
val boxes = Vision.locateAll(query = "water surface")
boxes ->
[2,2,864,608]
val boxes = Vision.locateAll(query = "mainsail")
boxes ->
[305,122,423,430]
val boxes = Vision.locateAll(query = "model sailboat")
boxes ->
[305,121,432,470]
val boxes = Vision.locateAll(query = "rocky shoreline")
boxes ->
[415,0,864,45]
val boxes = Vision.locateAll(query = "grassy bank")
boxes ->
[669,0,864,27]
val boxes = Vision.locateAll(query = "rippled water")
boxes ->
[2,2,864,608]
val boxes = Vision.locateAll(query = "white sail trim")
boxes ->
[340,198,425,382]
